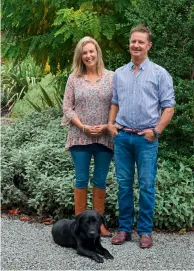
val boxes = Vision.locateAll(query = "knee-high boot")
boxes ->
[93,187,112,237]
[74,187,88,215]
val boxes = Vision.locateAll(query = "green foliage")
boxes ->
[154,159,194,229]
[1,109,71,217]
[2,0,130,72]
[124,0,194,79]
[26,70,69,113]
[27,84,62,112]
[11,72,68,118]
[1,109,193,228]
[158,78,194,168]
[54,8,101,42]
[2,0,193,75]
[1,56,42,111]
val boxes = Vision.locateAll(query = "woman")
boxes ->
[62,36,114,237]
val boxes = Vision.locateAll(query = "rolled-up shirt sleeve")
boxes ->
[159,70,176,109]
[111,73,119,105]
[61,75,78,126]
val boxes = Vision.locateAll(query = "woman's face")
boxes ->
[81,42,98,70]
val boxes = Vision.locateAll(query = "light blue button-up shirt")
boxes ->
[112,58,175,130]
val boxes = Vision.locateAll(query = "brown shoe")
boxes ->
[100,224,112,237]
[140,234,153,248]
[112,231,132,245]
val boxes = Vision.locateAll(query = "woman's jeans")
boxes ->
[70,144,113,189]
[114,131,158,235]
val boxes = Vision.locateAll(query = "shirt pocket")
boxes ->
[142,79,159,100]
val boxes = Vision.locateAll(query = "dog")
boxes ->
[51,210,114,263]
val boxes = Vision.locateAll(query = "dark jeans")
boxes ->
[70,144,113,189]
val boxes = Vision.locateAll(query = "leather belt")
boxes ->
[121,128,141,133]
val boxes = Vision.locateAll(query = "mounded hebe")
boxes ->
[1,109,194,228]
[154,159,194,229]
[1,108,74,217]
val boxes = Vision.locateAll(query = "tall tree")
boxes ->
[2,0,194,78]
[2,0,130,72]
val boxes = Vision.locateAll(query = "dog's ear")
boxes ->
[75,213,83,224]
[74,213,83,235]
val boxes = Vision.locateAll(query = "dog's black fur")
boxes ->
[51,210,114,263]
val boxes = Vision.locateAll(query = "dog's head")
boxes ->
[75,210,104,239]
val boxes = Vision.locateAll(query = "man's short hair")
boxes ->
[130,24,152,42]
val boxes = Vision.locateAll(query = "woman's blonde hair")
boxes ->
[72,36,104,76]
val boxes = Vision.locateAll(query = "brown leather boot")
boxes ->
[92,187,112,237]
[74,187,88,215]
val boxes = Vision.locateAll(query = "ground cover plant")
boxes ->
[1,109,193,229]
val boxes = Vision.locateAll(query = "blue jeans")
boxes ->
[70,144,113,189]
[113,131,158,235]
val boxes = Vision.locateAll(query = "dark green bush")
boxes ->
[158,78,194,168]
[1,109,193,229]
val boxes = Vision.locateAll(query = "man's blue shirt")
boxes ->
[112,58,176,130]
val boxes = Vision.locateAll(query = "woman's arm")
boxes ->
[62,75,79,126]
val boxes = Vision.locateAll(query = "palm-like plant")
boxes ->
[1,56,42,114]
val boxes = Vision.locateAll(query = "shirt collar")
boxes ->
[129,58,150,71]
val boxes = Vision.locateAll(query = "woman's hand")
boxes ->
[94,124,107,135]
[84,125,107,137]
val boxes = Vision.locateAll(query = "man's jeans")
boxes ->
[113,131,158,235]
[70,143,113,189]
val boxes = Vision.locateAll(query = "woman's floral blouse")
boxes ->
[62,70,114,150]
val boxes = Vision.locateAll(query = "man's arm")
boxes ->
[138,107,175,141]
[108,104,119,137]
[155,107,175,134]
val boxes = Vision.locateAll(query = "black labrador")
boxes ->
[51,210,114,263]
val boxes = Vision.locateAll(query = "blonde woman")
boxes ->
[62,37,114,237]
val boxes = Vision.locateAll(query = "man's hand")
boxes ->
[108,124,120,137]
[138,129,156,141]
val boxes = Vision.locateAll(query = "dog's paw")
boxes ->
[104,252,114,260]
[93,254,104,263]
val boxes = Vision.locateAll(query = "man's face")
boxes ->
[129,32,152,62]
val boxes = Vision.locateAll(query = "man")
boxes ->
[108,25,175,248]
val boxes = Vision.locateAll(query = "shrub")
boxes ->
[1,56,42,113]
[11,72,68,118]
[154,159,194,229]
[11,74,57,117]
[1,109,193,229]
[158,78,194,168]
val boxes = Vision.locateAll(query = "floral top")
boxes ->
[62,69,114,150]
